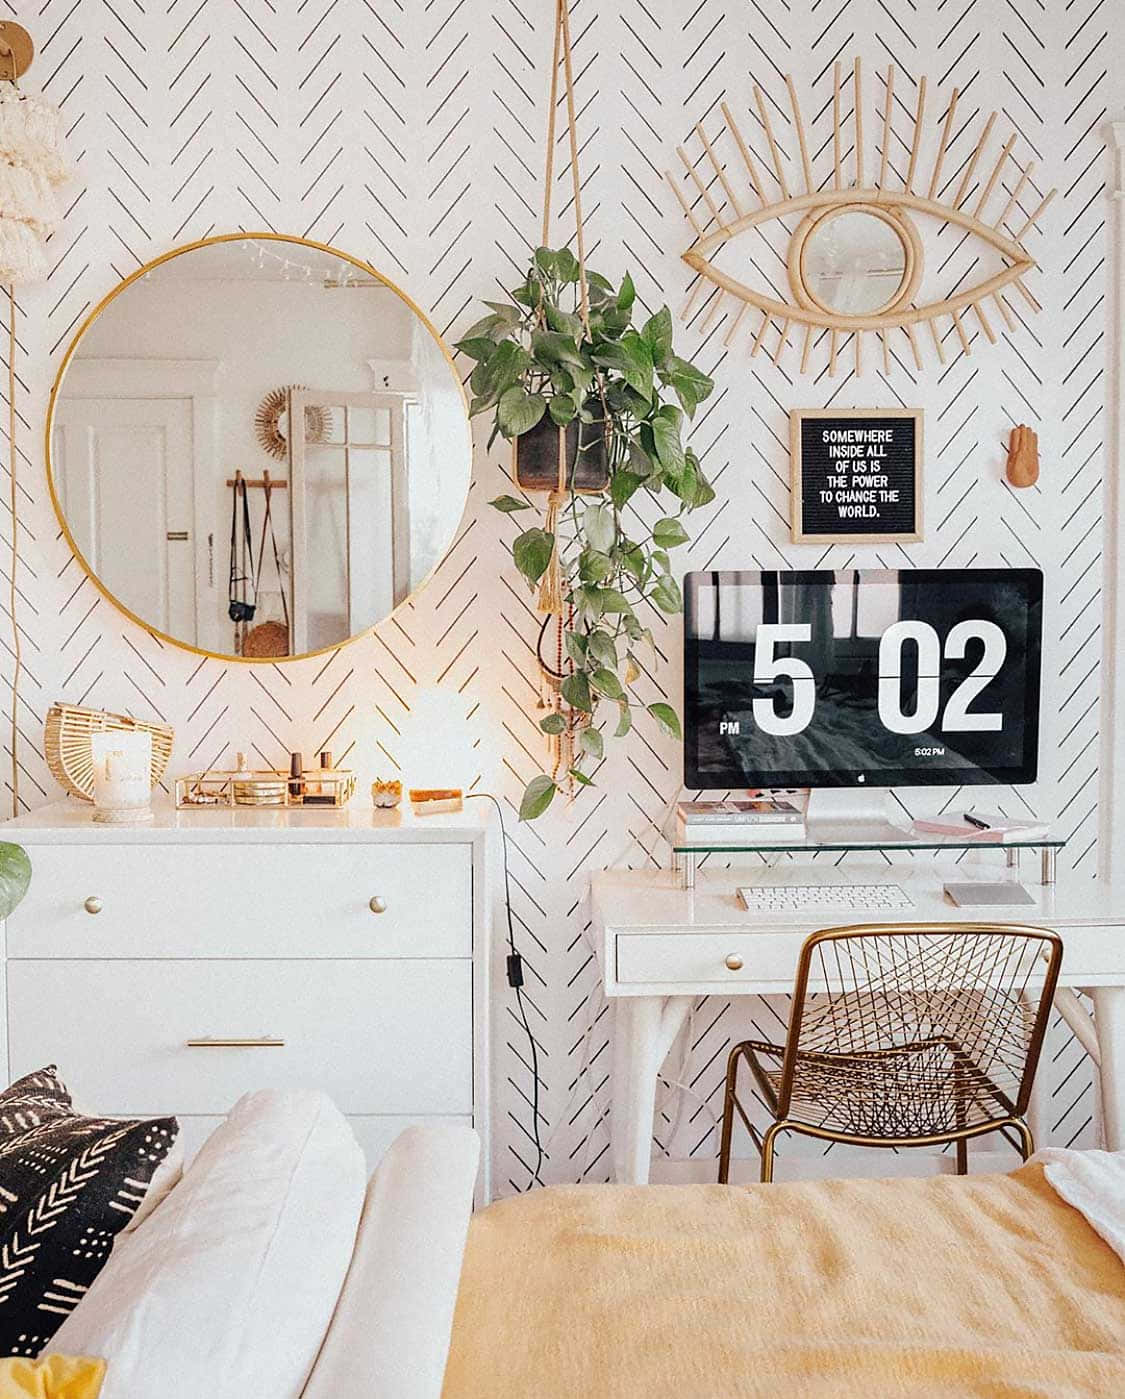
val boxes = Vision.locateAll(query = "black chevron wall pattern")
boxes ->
[3,1,1107,1191]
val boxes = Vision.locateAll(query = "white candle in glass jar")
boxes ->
[90,730,153,823]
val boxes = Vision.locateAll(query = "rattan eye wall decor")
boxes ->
[254,385,334,461]
[666,60,1057,376]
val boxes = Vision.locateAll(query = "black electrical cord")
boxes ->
[465,792,545,1188]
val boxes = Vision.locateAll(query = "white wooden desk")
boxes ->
[591,863,1125,1185]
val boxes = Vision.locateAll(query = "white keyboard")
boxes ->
[737,883,914,914]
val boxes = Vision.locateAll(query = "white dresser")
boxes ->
[0,801,493,1200]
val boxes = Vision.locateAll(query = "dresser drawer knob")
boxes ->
[368,896,387,914]
[724,953,744,972]
[83,896,103,915]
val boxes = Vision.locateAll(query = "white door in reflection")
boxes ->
[52,396,196,639]
[288,389,411,654]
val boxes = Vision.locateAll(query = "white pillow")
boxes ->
[52,1090,366,1399]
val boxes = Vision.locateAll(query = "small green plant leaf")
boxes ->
[647,702,682,740]
[609,469,645,509]
[580,726,604,760]
[651,574,683,614]
[597,588,635,616]
[489,494,531,514]
[532,328,588,370]
[591,667,625,700]
[621,545,647,585]
[643,306,674,366]
[652,517,690,549]
[455,335,503,362]
[513,527,555,586]
[583,501,615,554]
[586,630,618,669]
[545,303,583,339]
[578,548,613,584]
[561,671,593,712]
[617,270,636,310]
[0,843,31,920]
[520,775,558,821]
[497,385,547,438]
[661,355,714,419]
[554,248,581,283]
[548,393,578,426]
[470,340,531,408]
[615,701,632,738]
[568,767,595,787]
[651,405,686,476]
[564,629,588,664]
[592,333,654,403]
[539,712,567,735]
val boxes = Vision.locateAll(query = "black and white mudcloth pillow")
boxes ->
[0,1065,178,1356]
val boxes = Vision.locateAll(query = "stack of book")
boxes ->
[675,797,806,847]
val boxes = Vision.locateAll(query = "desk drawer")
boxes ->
[7,958,472,1116]
[8,844,472,959]
[615,930,803,986]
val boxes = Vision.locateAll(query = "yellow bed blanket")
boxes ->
[442,1164,1125,1399]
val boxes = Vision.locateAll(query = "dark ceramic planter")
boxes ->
[513,415,609,493]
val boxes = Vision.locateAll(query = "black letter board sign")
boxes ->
[790,408,923,544]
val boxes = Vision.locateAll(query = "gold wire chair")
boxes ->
[718,922,1063,1184]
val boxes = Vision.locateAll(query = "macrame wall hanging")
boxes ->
[0,23,71,815]
[531,0,594,793]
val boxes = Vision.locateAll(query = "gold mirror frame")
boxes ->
[45,231,471,664]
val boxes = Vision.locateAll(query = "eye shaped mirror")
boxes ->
[47,234,472,661]
[794,206,917,318]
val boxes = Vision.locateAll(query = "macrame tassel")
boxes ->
[536,490,565,615]
[536,424,568,615]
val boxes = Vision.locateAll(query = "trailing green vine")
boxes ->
[457,247,714,819]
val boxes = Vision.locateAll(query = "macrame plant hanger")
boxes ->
[535,0,590,792]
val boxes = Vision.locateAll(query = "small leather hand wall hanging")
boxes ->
[1006,424,1039,488]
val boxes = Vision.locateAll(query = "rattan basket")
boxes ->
[45,703,175,802]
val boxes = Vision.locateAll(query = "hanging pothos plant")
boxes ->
[457,246,714,820]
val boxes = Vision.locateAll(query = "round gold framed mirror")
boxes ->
[788,204,921,320]
[46,233,472,662]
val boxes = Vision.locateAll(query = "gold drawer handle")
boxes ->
[368,896,387,914]
[83,896,103,915]
[724,954,744,972]
[185,1037,286,1048]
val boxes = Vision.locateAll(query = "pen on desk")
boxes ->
[963,812,990,830]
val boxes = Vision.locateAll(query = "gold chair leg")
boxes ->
[717,1047,741,1184]
[760,1122,783,1183]
[1011,1118,1034,1162]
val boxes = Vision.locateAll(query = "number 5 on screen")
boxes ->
[752,624,815,736]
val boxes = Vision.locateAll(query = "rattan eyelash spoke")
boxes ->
[718,922,1063,1183]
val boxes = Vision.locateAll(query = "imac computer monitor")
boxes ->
[683,568,1043,791]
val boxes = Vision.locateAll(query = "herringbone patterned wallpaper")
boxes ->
[6,0,1111,1190]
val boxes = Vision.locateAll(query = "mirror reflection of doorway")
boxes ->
[52,395,196,640]
[288,389,412,655]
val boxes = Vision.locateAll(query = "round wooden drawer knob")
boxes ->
[368,896,388,914]
[724,953,744,972]
[83,896,103,915]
